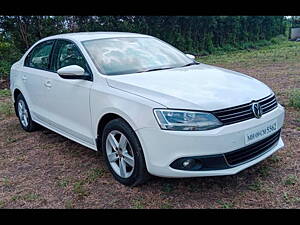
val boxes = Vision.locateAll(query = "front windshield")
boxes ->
[82,37,194,75]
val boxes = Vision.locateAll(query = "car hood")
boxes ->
[105,64,273,111]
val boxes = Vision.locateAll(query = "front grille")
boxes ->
[224,129,281,166]
[213,94,278,125]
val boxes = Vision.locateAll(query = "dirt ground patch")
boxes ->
[1,44,300,209]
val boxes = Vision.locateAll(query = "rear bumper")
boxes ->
[136,104,285,178]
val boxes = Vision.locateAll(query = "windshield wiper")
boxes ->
[135,62,199,74]
[137,66,176,73]
[181,62,200,67]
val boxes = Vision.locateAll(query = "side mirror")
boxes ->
[185,54,196,60]
[57,65,89,80]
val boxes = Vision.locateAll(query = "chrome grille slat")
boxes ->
[261,98,276,108]
[217,108,252,118]
[262,103,277,110]
[213,94,277,125]
[258,95,274,104]
[263,104,277,111]
[263,104,278,114]
[219,111,253,121]
[213,104,251,114]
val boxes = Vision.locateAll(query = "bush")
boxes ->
[288,89,300,109]
[221,44,237,52]
[0,40,22,79]
[256,40,271,48]
[270,35,287,44]
[0,61,11,78]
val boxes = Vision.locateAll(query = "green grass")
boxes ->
[288,89,300,110]
[86,168,105,183]
[73,180,88,197]
[284,175,298,186]
[2,177,12,187]
[269,155,281,164]
[57,179,69,188]
[198,40,300,67]
[23,193,40,201]
[257,165,271,177]
[131,199,145,209]
[0,89,11,97]
[161,183,175,193]
[0,101,14,117]
[64,200,74,209]
[160,202,174,209]
[216,200,235,209]
[11,193,40,201]
[248,180,262,191]
[6,136,17,144]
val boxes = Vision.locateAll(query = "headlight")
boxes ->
[153,109,223,131]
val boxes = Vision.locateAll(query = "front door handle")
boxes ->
[44,80,52,88]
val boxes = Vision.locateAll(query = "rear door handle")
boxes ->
[22,75,27,81]
[44,80,52,88]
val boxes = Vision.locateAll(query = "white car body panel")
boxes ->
[136,104,284,177]
[9,32,285,179]
[36,76,94,145]
[106,63,273,111]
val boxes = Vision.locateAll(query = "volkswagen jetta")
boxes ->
[10,32,285,186]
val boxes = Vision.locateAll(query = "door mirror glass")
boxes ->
[185,54,195,60]
[57,65,87,79]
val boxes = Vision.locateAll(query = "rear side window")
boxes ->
[25,40,54,70]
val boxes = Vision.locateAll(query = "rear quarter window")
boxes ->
[24,40,54,71]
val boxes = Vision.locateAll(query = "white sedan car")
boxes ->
[10,32,285,186]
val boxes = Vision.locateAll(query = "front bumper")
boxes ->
[136,104,285,178]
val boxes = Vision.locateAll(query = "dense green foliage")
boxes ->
[0,36,22,78]
[291,16,300,28]
[0,16,288,53]
[0,16,291,78]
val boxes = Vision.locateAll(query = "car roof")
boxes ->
[41,32,151,43]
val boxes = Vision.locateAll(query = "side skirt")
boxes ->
[32,115,98,151]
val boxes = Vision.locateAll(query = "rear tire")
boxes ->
[15,93,39,132]
[101,118,151,186]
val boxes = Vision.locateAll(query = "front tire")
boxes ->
[15,93,39,132]
[102,118,150,186]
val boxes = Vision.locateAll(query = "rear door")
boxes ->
[41,39,94,146]
[22,40,55,119]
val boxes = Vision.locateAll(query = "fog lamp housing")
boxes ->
[170,157,202,171]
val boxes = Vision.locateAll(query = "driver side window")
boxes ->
[53,40,90,75]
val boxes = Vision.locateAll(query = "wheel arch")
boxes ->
[96,112,135,151]
[13,88,22,116]
[13,88,22,102]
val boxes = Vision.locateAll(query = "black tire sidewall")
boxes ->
[16,94,36,132]
[101,118,149,186]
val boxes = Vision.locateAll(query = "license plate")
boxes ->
[245,120,278,145]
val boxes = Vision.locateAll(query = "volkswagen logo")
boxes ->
[252,102,263,119]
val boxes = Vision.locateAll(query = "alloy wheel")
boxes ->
[105,130,135,178]
[18,99,29,128]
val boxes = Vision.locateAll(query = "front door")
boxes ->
[41,39,94,147]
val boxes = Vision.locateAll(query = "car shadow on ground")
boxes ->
[38,125,269,190]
